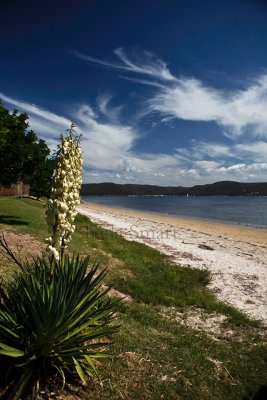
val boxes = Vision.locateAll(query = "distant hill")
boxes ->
[81,181,267,196]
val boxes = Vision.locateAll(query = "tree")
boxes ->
[0,102,54,197]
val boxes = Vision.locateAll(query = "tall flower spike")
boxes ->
[45,124,83,260]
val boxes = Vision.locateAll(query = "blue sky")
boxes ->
[1,0,267,186]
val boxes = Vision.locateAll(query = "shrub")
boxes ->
[0,254,119,399]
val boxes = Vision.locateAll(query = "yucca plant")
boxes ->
[0,253,119,399]
[0,127,119,398]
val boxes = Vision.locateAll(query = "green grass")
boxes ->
[0,197,47,239]
[0,197,266,399]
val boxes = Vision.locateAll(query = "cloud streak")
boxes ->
[149,75,267,138]
[0,92,138,171]
[2,59,267,187]
[74,103,137,170]
[73,48,176,82]
[0,92,71,150]
[75,48,267,139]
[0,92,71,132]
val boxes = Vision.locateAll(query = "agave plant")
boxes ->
[0,253,119,399]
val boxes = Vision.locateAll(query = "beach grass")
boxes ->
[0,197,266,399]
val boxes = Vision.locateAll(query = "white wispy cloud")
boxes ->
[0,92,138,172]
[235,141,267,162]
[190,140,267,164]
[73,48,177,82]
[3,48,266,186]
[0,92,71,138]
[96,93,122,122]
[194,160,221,170]
[148,75,267,138]
[2,88,267,186]
[74,103,137,170]
[218,163,267,181]
[74,48,267,139]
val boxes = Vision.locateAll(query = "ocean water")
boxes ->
[83,195,267,228]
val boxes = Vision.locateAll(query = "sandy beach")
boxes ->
[78,202,267,325]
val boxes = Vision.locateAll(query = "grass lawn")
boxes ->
[0,197,266,399]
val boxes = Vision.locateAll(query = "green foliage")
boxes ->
[0,254,118,399]
[1,199,267,399]
[0,101,54,197]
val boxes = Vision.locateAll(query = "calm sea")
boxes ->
[83,195,267,229]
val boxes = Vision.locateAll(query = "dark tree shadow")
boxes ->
[0,215,29,226]
[243,385,267,400]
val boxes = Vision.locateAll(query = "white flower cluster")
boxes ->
[45,125,83,259]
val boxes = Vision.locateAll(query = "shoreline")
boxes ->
[78,202,267,325]
[80,201,267,245]
[82,195,267,230]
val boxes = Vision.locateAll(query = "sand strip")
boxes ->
[78,202,267,325]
